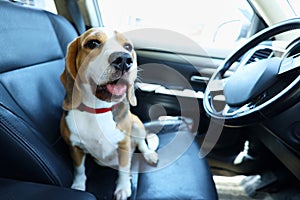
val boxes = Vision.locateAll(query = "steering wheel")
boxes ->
[203,18,300,126]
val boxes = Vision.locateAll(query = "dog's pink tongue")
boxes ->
[106,83,127,96]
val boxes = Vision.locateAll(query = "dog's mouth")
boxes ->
[90,78,128,101]
[106,81,127,96]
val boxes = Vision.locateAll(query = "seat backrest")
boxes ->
[0,1,78,186]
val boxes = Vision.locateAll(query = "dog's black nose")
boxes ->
[109,52,133,72]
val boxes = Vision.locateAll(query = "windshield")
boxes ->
[288,0,300,16]
[98,0,253,49]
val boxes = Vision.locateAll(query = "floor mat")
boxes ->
[213,175,271,200]
[214,174,300,200]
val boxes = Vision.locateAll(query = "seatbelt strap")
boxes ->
[66,0,86,35]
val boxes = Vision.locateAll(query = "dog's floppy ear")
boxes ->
[61,38,82,110]
[127,84,137,106]
[126,50,138,106]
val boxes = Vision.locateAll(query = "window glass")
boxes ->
[288,0,300,16]
[97,0,253,49]
[15,0,57,14]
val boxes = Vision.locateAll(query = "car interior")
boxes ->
[0,0,299,199]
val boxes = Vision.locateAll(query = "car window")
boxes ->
[97,0,254,50]
[288,0,300,15]
[13,0,57,14]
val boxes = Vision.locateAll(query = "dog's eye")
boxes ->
[123,43,133,51]
[84,40,101,49]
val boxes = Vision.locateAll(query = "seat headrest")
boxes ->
[0,1,77,73]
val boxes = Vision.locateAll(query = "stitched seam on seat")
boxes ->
[21,58,65,71]
[45,12,67,56]
[0,106,63,185]
[0,58,64,129]
[0,81,33,125]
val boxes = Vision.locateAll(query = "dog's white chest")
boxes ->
[66,110,125,165]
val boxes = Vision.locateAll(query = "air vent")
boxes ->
[246,48,273,64]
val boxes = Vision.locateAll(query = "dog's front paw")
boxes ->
[143,151,159,165]
[115,189,131,200]
[71,182,86,191]
[114,179,131,200]
[71,173,87,191]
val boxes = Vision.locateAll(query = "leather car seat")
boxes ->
[0,1,217,199]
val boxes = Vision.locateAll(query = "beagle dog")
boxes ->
[60,28,159,200]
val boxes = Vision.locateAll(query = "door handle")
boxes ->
[190,75,210,83]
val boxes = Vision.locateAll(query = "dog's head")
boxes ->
[61,28,137,110]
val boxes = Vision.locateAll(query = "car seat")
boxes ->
[0,1,217,199]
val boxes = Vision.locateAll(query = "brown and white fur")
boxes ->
[60,28,158,200]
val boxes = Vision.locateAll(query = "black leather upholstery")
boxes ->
[0,178,96,200]
[0,1,218,199]
[0,1,76,187]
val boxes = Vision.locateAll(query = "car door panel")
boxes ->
[136,50,222,91]
[132,49,223,133]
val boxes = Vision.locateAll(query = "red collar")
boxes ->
[77,103,118,114]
